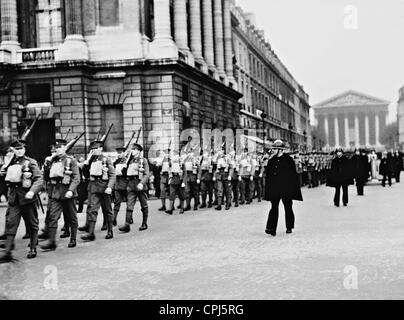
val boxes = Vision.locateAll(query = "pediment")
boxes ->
[314,91,389,108]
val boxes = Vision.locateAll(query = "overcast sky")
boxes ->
[235,0,404,123]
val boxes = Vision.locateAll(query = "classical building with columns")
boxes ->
[398,86,404,148]
[230,3,311,150]
[313,90,389,151]
[0,0,242,162]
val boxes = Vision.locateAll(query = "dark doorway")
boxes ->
[24,118,56,165]
[102,105,124,152]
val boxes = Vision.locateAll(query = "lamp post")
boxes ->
[260,112,267,150]
[303,130,307,152]
[288,123,293,151]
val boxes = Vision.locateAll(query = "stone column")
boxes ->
[174,0,194,65]
[0,0,21,62]
[149,0,178,59]
[202,0,216,70]
[189,0,208,70]
[354,114,360,148]
[223,0,235,83]
[344,115,350,148]
[365,114,370,147]
[334,115,339,148]
[324,116,329,147]
[375,112,380,147]
[56,0,89,61]
[213,0,226,77]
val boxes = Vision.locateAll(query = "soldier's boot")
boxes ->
[78,214,90,232]
[81,221,96,241]
[113,210,119,227]
[27,232,38,259]
[158,199,167,211]
[40,229,57,251]
[38,227,49,240]
[193,198,199,211]
[0,235,15,264]
[225,197,231,210]
[22,227,30,240]
[60,226,70,239]
[165,200,175,215]
[105,220,114,240]
[68,226,77,248]
[119,211,132,233]
[177,203,182,209]
[179,200,184,214]
[184,198,191,212]
[200,194,207,208]
[101,219,107,231]
[139,208,148,231]
[215,197,222,211]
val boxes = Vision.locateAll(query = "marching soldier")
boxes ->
[239,149,254,205]
[81,140,116,241]
[165,150,185,215]
[119,143,150,233]
[113,146,128,226]
[229,149,240,208]
[0,139,43,263]
[213,147,233,211]
[183,149,200,211]
[199,149,214,208]
[158,148,171,212]
[40,139,80,250]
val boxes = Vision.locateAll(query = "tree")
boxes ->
[380,122,399,150]
[310,125,327,150]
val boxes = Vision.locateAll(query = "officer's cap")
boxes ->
[54,139,68,147]
[116,146,126,152]
[272,139,286,150]
[335,147,344,153]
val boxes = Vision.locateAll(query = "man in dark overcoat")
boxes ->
[351,149,370,196]
[264,140,303,236]
[326,148,353,207]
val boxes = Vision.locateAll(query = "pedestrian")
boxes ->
[264,140,303,236]
[393,150,403,183]
[40,139,80,250]
[326,148,353,207]
[119,143,150,232]
[380,152,395,187]
[351,149,370,196]
[0,139,44,263]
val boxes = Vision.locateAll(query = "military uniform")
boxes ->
[0,140,43,263]
[41,139,80,250]
[239,151,254,204]
[214,151,233,211]
[113,147,128,226]
[252,154,263,202]
[81,141,116,241]
[183,152,200,211]
[119,143,150,232]
[158,150,171,211]
[165,151,185,215]
[229,152,240,207]
[199,152,214,208]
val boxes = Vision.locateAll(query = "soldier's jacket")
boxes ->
[84,154,116,194]
[4,155,43,206]
[229,154,240,180]
[214,154,234,180]
[126,156,150,191]
[183,154,200,184]
[239,154,255,177]
[114,157,128,191]
[44,154,80,200]
[198,154,214,181]
[168,154,184,185]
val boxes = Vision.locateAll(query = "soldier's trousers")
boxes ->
[334,184,348,205]
[169,184,185,201]
[160,174,169,200]
[88,192,113,224]
[253,176,263,200]
[48,198,78,240]
[216,179,232,207]
[6,203,39,248]
[266,197,295,232]
[185,180,199,206]
[231,179,239,204]
[113,189,126,217]
[200,180,213,205]
[126,189,149,225]
[239,176,253,203]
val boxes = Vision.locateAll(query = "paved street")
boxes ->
[1,181,404,300]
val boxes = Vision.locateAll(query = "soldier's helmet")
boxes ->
[10,139,27,149]
[115,146,126,153]
[132,143,143,152]
[54,139,68,147]
[272,140,286,150]
[90,140,104,150]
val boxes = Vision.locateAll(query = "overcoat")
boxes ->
[326,155,354,187]
[264,153,303,201]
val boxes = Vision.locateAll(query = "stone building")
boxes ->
[0,0,241,162]
[398,86,404,148]
[313,90,389,150]
[230,2,311,150]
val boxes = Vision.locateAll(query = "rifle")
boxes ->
[65,131,85,154]
[64,128,71,140]
[95,127,102,141]
[100,123,114,144]
[125,127,142,167]
[124,130,138,151]
[36,194,45,215]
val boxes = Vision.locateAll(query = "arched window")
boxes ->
[99,0,119,26]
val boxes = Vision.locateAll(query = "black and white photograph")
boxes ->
[0,0,404,309]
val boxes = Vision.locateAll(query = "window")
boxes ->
[26,83,52,104]
[182,83,190,102]
[35,0,63,47]
[99,0,119,26]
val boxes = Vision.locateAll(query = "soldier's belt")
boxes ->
[127,175,140,180]
[50,178,63,185]
[6,182,22,188]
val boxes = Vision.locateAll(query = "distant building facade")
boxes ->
[231,2,311,150]
[313,90,389,150]
[398,86,404,148]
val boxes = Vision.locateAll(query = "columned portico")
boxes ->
[0,0,21,62]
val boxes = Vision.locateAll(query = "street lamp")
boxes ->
[303,130,307,152]
[288,123,293,151]
[260,112,267,149]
